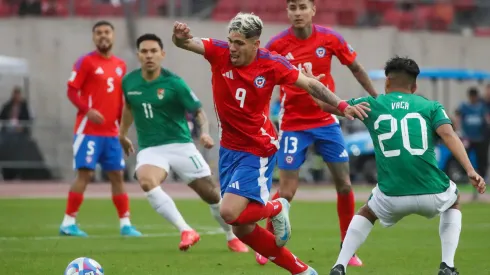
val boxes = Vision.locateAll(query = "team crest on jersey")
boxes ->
[157,88,165,99]
[316,47,326,58]
[115,67,123,77]
[254,76,266,88]
[285,156,294,164]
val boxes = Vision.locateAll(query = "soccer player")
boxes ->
[321,56,486,275]
[172,12,369,274]
[260,0,378,266]
[60,20,141,237]
[118,33,249,252]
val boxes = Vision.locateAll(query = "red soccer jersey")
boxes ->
[266,25,357,131]
[67,51,126,136]
[202,38,299,157]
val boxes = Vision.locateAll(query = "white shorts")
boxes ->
[135,143,211,184]
[367,181,459,227]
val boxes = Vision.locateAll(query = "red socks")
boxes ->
[240,225,308,274]
[337,190,355,240]
[266,191,282,232]
[230,201,282,225]
[65,191,84,217]
[112,193,130,218]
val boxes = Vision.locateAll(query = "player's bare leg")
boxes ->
[106,170,141,236]
[330,204,376,275]
[221,193,316,274]
[188,176,248,252]
[259,169,300,265]
[327,162,362,267]
[59,169,93,237]
[438,195,461,275]
[136,164,196,251]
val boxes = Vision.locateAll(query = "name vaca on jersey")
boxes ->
[392,101,409,110]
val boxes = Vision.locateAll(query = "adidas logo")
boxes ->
[228,181,240,190]
[222,70,234,79]
[285,52,294,60]
[95,67,104,75]
[339,150,349,158]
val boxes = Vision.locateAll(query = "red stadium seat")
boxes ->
[474,26,490,37]
[316,11,338,26]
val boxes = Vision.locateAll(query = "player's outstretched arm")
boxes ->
[436,124,486,193]
[347,60,378,97]
[172,21,205,55]
[294,72,369,120]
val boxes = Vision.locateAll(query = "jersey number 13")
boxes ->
[375,113,428,157]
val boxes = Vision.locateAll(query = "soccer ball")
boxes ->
[64,257,104,275]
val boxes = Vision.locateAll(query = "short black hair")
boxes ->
[287,0,314,3]
[384,56,420,86]
[92,20,114,32]
[468,87,479,97]
[136,33,164,49]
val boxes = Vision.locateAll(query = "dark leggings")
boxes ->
[468,140,490,179]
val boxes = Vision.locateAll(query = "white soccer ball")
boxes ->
[64,257,104,275]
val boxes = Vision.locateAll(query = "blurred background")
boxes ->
[0,0,489,190]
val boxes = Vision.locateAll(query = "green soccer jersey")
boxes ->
[122,68,201,149]
[347,92,452,196]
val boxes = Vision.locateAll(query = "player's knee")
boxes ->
[220,206,239,225]
[232,224,256,238]
[138,177,159,192]
[278,188,295,202]
[449,194,461,210]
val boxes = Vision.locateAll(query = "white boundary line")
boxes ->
[0,229,224,241]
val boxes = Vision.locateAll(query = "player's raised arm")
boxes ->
[172,21,205,55]
[435,115,486,194]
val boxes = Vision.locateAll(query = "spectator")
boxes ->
[18,0,42,16]
[0,86,32,136]
[455,87,490,180]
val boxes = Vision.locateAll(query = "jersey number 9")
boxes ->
[235,88,246,108]
[375,113,428,158]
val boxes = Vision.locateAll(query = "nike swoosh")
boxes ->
[280,222,288,241]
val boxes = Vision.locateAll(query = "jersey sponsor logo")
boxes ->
[254,76,266,88]
[315,47,326,58]
[95,67,104,75]
[157,88,165,100]
[228,181,240,190]
[69,71,77,82]
[115,67,123,77]
[127,91,142,95]
[338,150,349,158]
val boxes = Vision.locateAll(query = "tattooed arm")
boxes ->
[348,60,378,97]
[194,108,210,135]
[172,21,205,55]
[294,72,343,108]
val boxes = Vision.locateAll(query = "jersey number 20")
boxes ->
[375,113,428,157]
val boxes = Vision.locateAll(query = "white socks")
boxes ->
[334,215,373,270]
[119,217,131,228]
[61,215,76,227]
[146,186,192,232]
[210,201,236,241]
[439,209,462,268]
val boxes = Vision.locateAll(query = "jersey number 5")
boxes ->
[375,113,428,157]
[107,77,114,93]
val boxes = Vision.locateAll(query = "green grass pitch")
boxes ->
[0,198,489,274]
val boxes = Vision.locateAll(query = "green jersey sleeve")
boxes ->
[346,96,370,106]
[431,101,452,130]
[175,78,202,112]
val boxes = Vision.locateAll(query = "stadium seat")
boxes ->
[316,11,338,26]
[453,0,475,11]
[414,5,432,29]
[0,2,12,17]
[474,26,490,36]
[364,0,395,14]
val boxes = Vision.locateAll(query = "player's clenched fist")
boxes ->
[86,109,105,124]
[200,133,215,149]
[118,135,135,156]
[173,21,193,40]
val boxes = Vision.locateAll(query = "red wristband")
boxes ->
[337,101,349,113]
